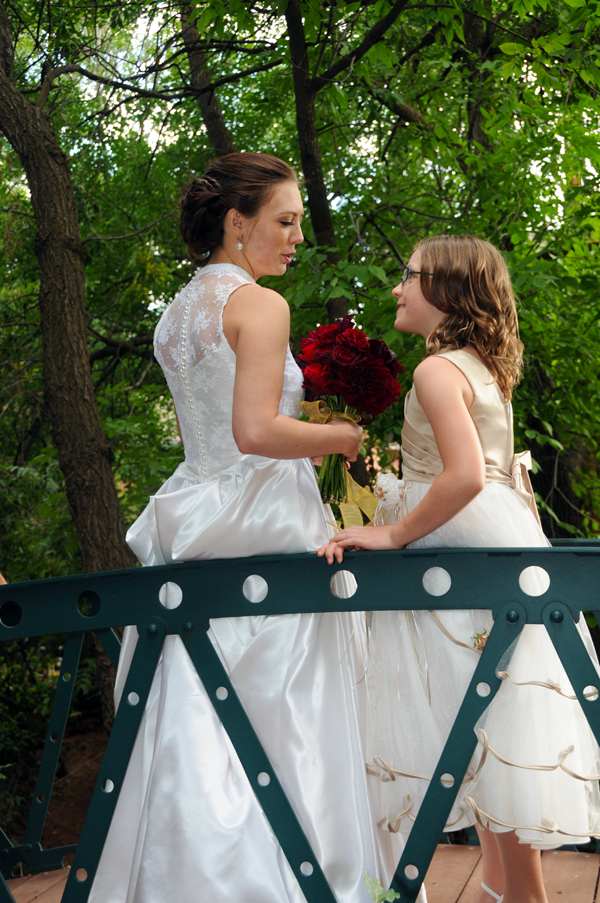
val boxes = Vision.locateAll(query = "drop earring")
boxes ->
[236,236,244,251]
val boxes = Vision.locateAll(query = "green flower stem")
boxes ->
[316,397,359,506]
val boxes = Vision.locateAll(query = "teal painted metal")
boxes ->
[0,543,600,903]
[62,618,166,902]
[23,633,84,847]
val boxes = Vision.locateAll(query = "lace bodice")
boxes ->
[154,264,304,477]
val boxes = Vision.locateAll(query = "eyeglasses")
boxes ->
[401,266,434,285]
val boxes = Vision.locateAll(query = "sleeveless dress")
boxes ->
[89,264,401,903]
[366,349,600,849]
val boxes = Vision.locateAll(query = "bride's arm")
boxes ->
[318,356,486,561]
[224,283,362,461]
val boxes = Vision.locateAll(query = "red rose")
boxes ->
[302,362,336,397]
[369,338,403,378]
[338,358,401,418]
[298,323,339,366]
[332,329,372,367]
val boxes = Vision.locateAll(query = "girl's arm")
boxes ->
[224,283,363,461]
[318,355,486,562]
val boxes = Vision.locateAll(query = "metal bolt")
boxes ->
[550,610,564,623]
[1,850,8,858]
[24,844,32,852]
[183,621,194,635]
[506,610,520,623]
[147,623,158,636]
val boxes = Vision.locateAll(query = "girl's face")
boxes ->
[233,181,304,279]
[392,251,445,338]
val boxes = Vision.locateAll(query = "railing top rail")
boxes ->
[1,544,600,641]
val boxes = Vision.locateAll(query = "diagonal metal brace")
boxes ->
[179,615,338,903]
[23,633,84,848]
[542,602,600,748]
[60,618,166,903]
[390,602,527,902]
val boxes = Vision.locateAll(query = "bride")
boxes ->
[89,152,400,903]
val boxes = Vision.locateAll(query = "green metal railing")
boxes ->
[1,541,600,902]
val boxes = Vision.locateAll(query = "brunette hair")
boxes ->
[415,234,523,400]
[179,152,297,263]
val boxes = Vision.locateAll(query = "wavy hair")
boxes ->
[179,152,297,264]
[415,234,523,400]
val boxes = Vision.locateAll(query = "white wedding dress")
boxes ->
[89,264,402,903]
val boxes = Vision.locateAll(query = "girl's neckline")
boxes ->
[197,262,256,283]
[437,347,494,376]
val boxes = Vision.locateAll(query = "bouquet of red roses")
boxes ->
[298,316,402,523]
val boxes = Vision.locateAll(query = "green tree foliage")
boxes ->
[1,0,600,589]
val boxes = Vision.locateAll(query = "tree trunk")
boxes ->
[0,0,135,727]
[180,3,236,157]
[464,5,493,150]
[285,0,347,322]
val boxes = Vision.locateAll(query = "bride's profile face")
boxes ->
[236,181,304,279]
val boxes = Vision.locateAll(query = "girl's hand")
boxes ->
[317,524,401,564]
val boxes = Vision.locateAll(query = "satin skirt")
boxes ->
[367,481,600,849]
[89,455,403,903]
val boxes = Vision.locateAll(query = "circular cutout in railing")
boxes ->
[404,864,419,880]
[215,687,228,701]
[440,772,455,788]
[127,692,140,706]
[518,566,550,597]
[330,571,358,599]
[257,772,271,787]
[300,862,314,877]
[584,686,599,702]
[77,591,101,618]
[102,779,114,793]
[422,567,451,597]
[37,792,45,803]
[158,582,183,610]
[0,600,22,628]
[476,682,491,697]
[63,673,72,682]
[76,868,88,883]
[50,732,58,742]
[242,575,268,604]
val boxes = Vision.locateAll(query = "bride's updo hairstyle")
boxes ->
[416,234,523,401]
[179,152,297,264]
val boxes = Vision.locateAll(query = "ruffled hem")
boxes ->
[365,481,600,850]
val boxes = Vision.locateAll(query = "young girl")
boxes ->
[319,234,600,903]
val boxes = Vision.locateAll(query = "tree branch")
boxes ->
[309,0,411,92]
[37,59,285,111]
[88,331,155,364]
[82,211,175,244]
[0,206,34,217]
[363,212,406,265]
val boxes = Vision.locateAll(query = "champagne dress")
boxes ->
[367,349,600,849]
[89,263,400,903]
